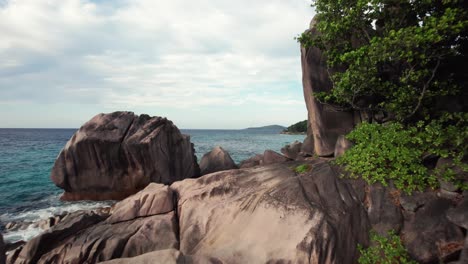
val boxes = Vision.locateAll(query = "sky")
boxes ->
[0,0,314,129]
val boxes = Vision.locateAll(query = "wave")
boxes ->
[0,194,114,243]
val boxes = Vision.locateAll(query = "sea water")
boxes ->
[0,128,305,242]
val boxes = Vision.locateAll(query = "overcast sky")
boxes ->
[0,0,314,129]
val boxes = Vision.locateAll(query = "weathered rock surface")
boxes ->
[301,17,356,156]
[107,183,174,224]
[402,196,465,263]
[100,249,222,264]
[281,140,303,160]
[367,184,403,235]
[1,233,5,264]
[51,111,200,201]
[334,135,353,158]
[262,150,290,165]
[172,161,370,263]
[446,196,468,229]
[199,146,238,176]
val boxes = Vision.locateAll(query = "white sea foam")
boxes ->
[1,195,114,243]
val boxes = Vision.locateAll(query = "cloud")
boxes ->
[0,0,314,128]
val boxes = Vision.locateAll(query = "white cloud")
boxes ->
[0,0,314,128]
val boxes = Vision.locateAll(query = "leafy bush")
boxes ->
[358,230,416,264]
[298,0,468,122]
[336,113,468,194]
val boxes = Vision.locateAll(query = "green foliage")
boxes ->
[284,120,308,133]
[298,0,468,122]
[294,164,311,174]
[358,230,416,264]
[336,113,468,193]
[299,0,468,194]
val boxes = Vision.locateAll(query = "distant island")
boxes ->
[281,120,307,134]
[242,125,286,133]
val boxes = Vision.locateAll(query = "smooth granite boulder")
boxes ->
[301,16,356,156]
[199,146,238,176]
[51,111,199,201]
[171,160,370,263]
[107,183,174,224]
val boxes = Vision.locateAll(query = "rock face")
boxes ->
[401,194,465,263]
[367,184,403,235]
[172,161,370,263]
[301,17,356,156]
[199,146,238,176]
[50,111,200,201]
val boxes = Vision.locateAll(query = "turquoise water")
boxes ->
[0,128,304,242]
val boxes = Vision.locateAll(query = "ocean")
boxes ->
[0,128,305,243]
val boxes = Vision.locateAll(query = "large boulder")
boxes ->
[199,146,238,176]
[51,111,200,201]
[301,17,356,156]
[171,161,370,263]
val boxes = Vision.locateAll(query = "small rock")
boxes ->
[263,150,289,165]
[239,154,263,168]
[199,146,238,175]
[280,141,303,160]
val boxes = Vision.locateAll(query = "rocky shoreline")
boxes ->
[1,111,466,263]
[1,16,467,264]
